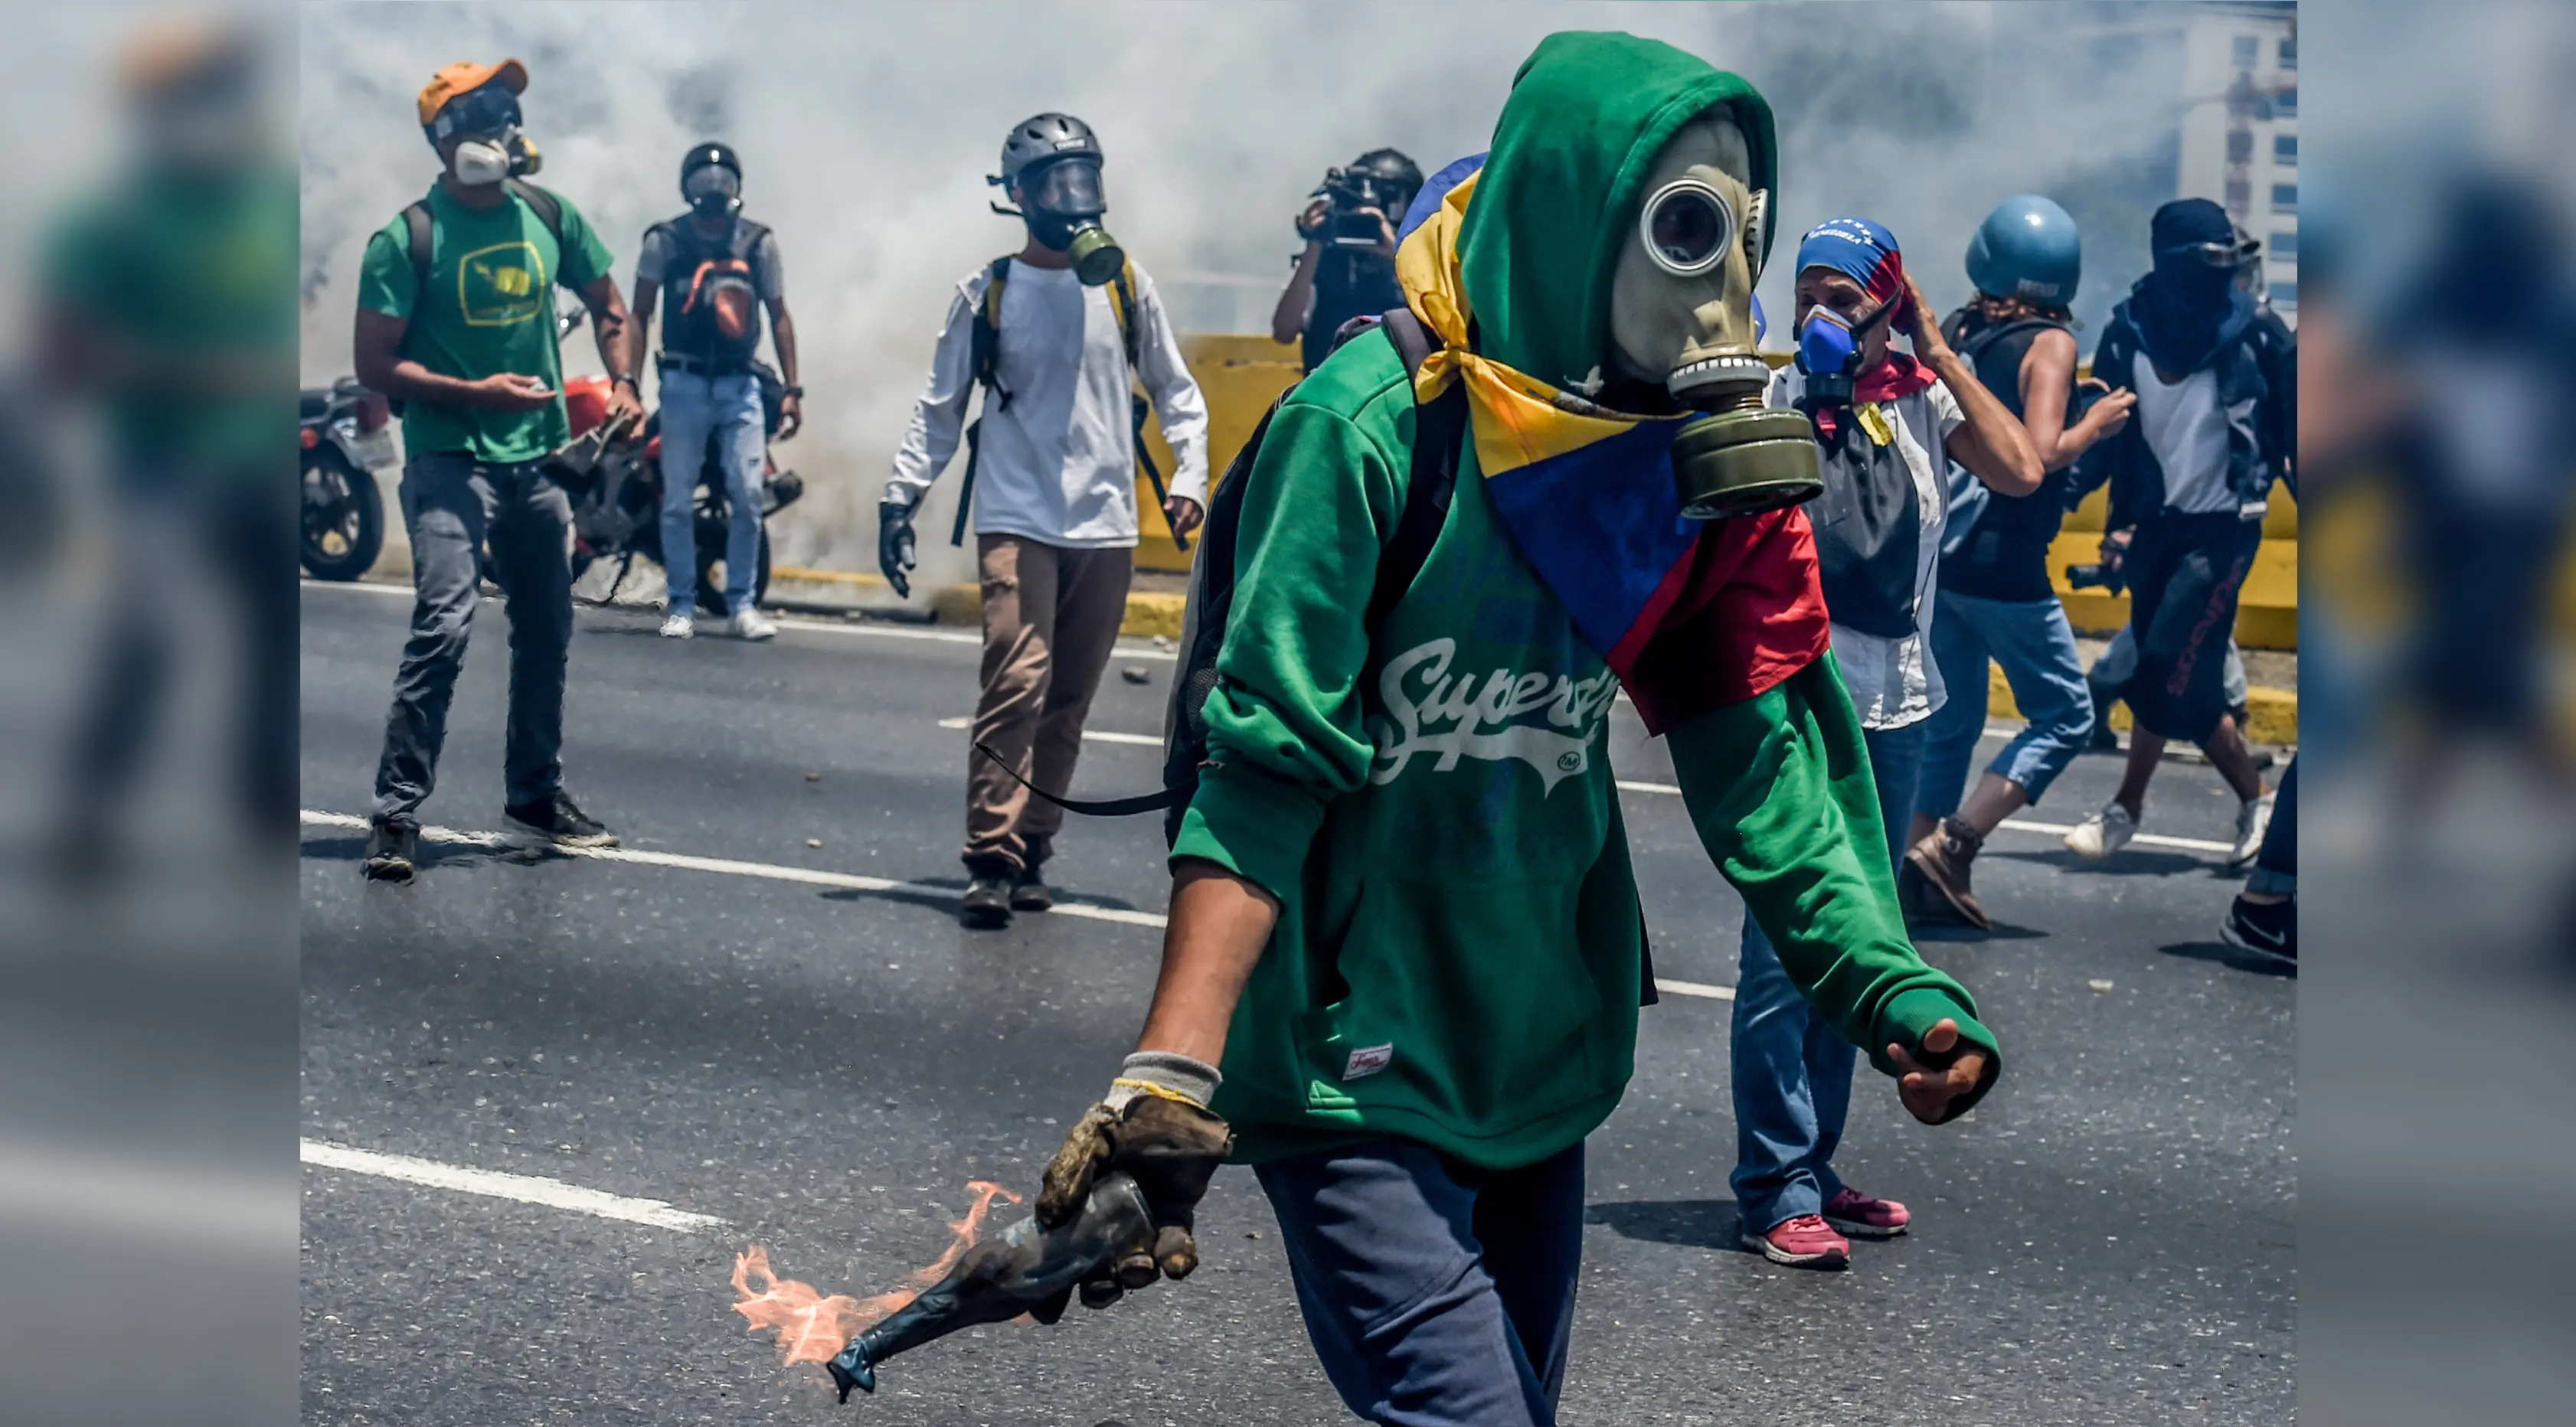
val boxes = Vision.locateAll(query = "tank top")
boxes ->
[1938,312,2077,603]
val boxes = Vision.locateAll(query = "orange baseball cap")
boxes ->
[416,58,527,128]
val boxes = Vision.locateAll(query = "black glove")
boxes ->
[877,499,917,599]
[1032,1052,1232,1318]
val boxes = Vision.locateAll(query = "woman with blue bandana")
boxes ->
[1731,216,2041,1269]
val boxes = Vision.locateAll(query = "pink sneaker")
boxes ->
[1822,1186,1911,1239]
[1742,1213,1849,1269]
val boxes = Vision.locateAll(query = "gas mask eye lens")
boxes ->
[1639,179,1734,277]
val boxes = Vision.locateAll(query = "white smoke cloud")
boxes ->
[299,1,2192,579]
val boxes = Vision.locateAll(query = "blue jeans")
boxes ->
[1730,720,1923,1234]
[1255,1140,1584,1427]
[655,367,765,615]
[1918,590,2095,817]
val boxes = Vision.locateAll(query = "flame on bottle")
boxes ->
[731,1180,1019,1367]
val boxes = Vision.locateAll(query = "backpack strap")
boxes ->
[402,201,435,293]
[971,256,1013,412]
[1108,258,1142,373]
[1365,306,1463,631]
[502,178,565,250]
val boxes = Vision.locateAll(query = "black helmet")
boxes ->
[681,140,740,191]
[1348,147,1423,207]
[994,113,1101,193]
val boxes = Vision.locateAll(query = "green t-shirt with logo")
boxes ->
[355,181,614,463]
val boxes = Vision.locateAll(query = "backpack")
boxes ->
[949,255,1181,547]
[976,306,1469,846]
[1799,394,1925,639]
[391,178,568,417]
[648,216,772,369]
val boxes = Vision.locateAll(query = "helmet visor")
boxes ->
[1024,158,1105,217]
[683,164,739,204]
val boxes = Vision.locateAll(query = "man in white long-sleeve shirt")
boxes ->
[880,113,1210,928]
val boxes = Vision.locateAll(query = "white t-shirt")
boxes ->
[2131,351,2254,516]
[886,260,1210,549]
[1769,367,1966,730]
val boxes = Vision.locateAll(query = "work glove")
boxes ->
[877,498,917,599]
[1031,1051,1233,1320]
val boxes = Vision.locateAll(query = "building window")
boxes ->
[2228,130,2254,162]
[2269,281,2298,309]
[2280,36,2297,70]
[2275,134,2296,167]
[2271,229,2297,259]
[2272,182,2297,212]
[2276,87,2296,116]
[2232,34,2258,69]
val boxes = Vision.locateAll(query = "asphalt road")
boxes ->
[300,579,2294,1426]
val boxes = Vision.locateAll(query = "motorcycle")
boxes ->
[559,361,805,617]
[299,375,395,580]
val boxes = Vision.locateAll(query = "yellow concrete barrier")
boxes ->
[916,583,1186,642]
[1982,660,2296,745]
[1133,334,1305,573]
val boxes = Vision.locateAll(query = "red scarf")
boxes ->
[1809,349,1938,440]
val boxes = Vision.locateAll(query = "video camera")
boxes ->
[1316,166,1402,250]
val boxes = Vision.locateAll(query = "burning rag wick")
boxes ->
[732,1180,1021,1367]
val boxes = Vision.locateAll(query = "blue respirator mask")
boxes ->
[1794,305,1880,407]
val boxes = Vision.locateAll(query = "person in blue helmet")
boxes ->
[1902,195,2136,927]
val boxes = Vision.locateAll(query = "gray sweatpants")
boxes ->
[371,451,575,826]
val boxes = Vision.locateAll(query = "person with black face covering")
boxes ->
[2061,198,2289,868]
[1269,149,1422,373]
[879,113,1210,929]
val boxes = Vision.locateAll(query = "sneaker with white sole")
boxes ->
[733,606,776,642]
[2064,801,2136,859]
[659,612,695,639]
[2228,790,2276,868]
[1743,1213,1849,1269]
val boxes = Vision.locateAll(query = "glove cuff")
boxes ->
[1105,1050,1221,1112]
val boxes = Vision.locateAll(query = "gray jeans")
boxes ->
[371,451,575,825]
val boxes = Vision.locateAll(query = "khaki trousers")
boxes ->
[964,534,1134,874]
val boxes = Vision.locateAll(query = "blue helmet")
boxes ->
[1965,194,2081,305]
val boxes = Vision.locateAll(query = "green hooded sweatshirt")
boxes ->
[1172,31,2000,1169]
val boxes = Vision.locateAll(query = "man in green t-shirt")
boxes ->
[351,58,642,882]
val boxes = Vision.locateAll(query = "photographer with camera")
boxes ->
[1268,149,1421,373]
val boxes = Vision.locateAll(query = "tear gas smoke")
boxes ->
[298,2,2194,591]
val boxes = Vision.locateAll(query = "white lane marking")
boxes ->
[1995,818,2235,855]
[301,1140,725,1232]
[305,812,1737,1003]
[936,715,1161,746]
[1603,780,2231,855]
[299,811,1168,929]
[299,580,1174,658]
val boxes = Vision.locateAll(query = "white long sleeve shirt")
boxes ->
[884,259,1211,548]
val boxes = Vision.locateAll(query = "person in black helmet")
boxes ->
[879,113,1210,929]
[629,140,801,641]
[1269,148,1423,372]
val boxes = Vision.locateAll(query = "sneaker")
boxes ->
[1904,818,1990,929]
[1822,1186,1911,1239]
[659,612,694,639]
[1009,865,1054,913]
[960,875,1014,929]
[2228,790,2277,868]
[362,821,418,882]
[2064,801,2136,860]
[2219,894,2297,968]
[1743,1214,1849,1269]
[733,606,776,642]
[504,791,619,848]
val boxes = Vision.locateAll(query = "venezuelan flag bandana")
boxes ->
[1394,165,1829,733]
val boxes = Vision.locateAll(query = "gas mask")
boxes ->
[432,85,540,186]
[684,162,740,220]
[1793,300,1891,407]
[1606,113,1820,519]
[1016,156,1124,286]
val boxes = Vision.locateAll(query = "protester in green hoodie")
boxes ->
[1031,34,2004,1425]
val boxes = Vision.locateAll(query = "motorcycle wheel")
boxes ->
[301,451,384,581]
[693,527,771,619]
